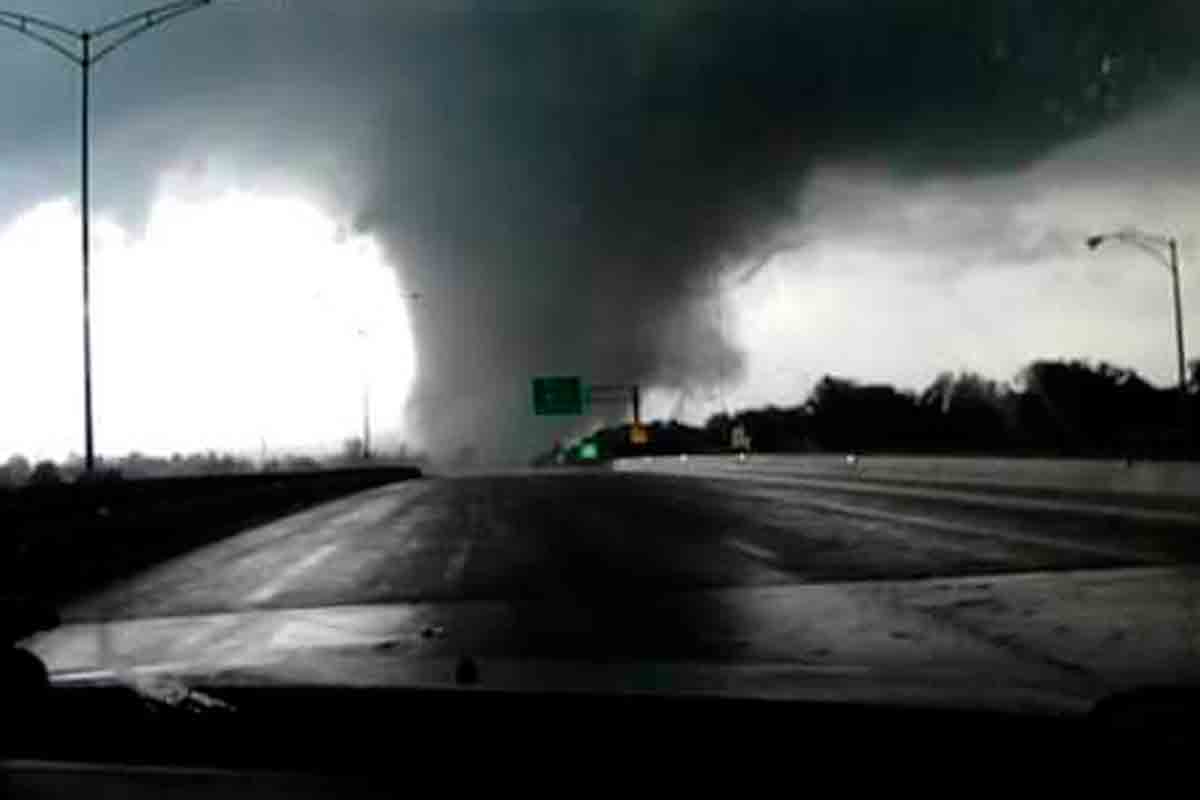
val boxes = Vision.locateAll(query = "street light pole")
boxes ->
[356,328,371,461]
[1086,229,1187,401]
[1087,229,1190,449]
[81,32,92,473]
[313,290,422,463]
[1169,238,1187,400]
[0,1,214,473]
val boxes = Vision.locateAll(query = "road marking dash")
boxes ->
[443,540,474,585]
[724,538,779,563]
[247,543,340,605]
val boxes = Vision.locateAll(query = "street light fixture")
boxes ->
[312,289,422,463]
[0,1,214,473]
[1085,227,1187,403]
[354,326,372,461]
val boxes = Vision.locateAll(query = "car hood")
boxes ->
[30,566,1200,717]
[22,594,1107,716]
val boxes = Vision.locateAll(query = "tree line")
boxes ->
[547,358,1200,463]
[0,439,428,489]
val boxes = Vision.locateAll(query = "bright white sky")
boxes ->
[3,3,1199,464]
[4,137,1198,462]
[642,228,1198,426]
[0,182,417,463]
[640,94,1200,425]
[5,88,1200,461]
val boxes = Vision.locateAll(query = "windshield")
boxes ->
[2,0,1199,714]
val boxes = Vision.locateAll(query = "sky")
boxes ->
[0,1,1199,465]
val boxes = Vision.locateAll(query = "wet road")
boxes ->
[64,466,1200,619]
[30,467,1200,709]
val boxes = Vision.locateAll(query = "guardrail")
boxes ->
[614,454,1200,500]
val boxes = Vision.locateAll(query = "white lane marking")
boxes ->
[627,458,1155,561]
[776,475,1200,525]
[747,489,1152,564]
[247,543,340,604]
[617,459,1200,525]
[50,663,195,685]
[221,482,435,560]
[63,482,437,621]
[443,540,474,585]
[724,538,779,563]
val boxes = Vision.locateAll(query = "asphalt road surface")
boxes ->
[28,465,1200,710]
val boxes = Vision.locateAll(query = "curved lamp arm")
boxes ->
[91,0,212,65]
[1088,228,1174,271]
[0,1,211,66]
[0,11,81,63]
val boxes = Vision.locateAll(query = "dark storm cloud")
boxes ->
[2,1,1198,461]
[350,1,1199,460]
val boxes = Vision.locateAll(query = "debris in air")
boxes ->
[455,655,480,686]
[420,625,447,640]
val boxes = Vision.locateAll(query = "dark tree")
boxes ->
[0,454,31,488]
[27,461,62,487]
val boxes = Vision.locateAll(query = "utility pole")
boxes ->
[589,384,641,424]
[588,383,646,446]
[0,1,214,473]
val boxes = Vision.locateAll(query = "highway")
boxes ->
[26,462,1200,711]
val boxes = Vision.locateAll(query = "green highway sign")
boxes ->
[532,376,584,415]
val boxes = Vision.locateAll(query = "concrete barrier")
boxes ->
[615,454,1200,500]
